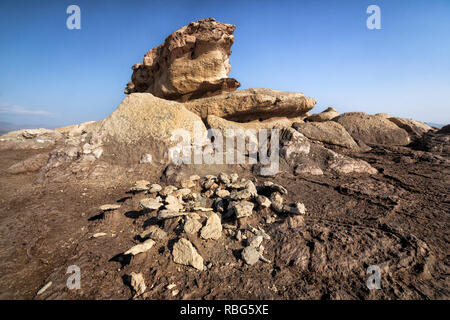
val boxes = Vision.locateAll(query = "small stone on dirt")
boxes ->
[172,238,204,271]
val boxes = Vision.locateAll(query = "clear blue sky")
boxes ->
[0,0,449,129]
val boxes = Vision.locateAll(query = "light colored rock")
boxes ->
[218,172,230,184]
[124,239,155,256]
[160,185,178,196]
[185,88,316,121]
[241,246,260,265]
[149,184,162,193]
[247,235,263,248]
[328,150,378,175]
[284,202,306,215]
[189,175,201,181]
[200,213,222,240]
[230,173,239,183]
[333,112,410,146]
[215,189,230,198]
[293,121,358,149]
[130,180,150,192]
[172,238,204,271]
[279,128,311,161]
[294,163,324,176]
[99,204,121,211]
[92,232,107,238]
[232,201,254,218]
[184,216,202,234]
[157,210,187,220]
[139,153,153,164]
[181,180,196,188]
[37,281,52,295]
[388,117,433,139]
[270,192,284,213]
[306,107,339,122]
[130,272,146,296]
[139,198,163,210]
[125,18,240,101]
[140,225,167,240]
[256,195,271,208]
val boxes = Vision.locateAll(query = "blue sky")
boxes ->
[0,0,449,129]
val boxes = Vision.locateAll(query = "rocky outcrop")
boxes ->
[292,121,358,149]
[184,88,316,121]
[388,117,434,140]
[93,93,208,164]
[306,107,339,122]
[125,18,240,101]
[333,112,410,146]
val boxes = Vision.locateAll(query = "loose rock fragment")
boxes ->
[37,281,52,295]
[216,189,230,198]
[140,225,167,240]
[149,184,162,193]
[241,246,260,265]
[200,213,223,240]
[92,232,107,238]
[172,238,204,271]
[125,239,155,256]
[160,185,178,196]
[232,201,254,219]
[256,195,271,208]
[99,204,121,211]
[270,192,284,213]
[247,235,263,248]
[130,180,150,192]
[157,210,187,220]
[218,172,231,185]
[184,216,202,234]
[139,198,163,210]
[130,272,146,296]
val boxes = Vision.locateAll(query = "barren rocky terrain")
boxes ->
[0,18,448,300]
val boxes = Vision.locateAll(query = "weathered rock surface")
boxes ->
[306,107,339,122]
[185,88,316,121]
[293,121,358,149]
[388,117,434,140]
[125,18,240,101]
[129,272,146,296]
[6,153,49,174]
[94,93,208,164]
[333,112,410,146]
[124,239,155,256]
[200,213,222,240]
[172,238,204,271]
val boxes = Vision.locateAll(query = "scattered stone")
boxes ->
[130,180,150,192]
[149,184,162,193]
[92,232,107,238]
[200,213,223,240]
[193,207,214,212]
[270,193,284,213]
[166,283,177,290]
[184,216,202,234]
[265,215,276,224]
[124,239,155,256]
[247,235,263,248]
[189,175,201,181]
[181,180,196,188]
[241,246,260,265]
[140,225,167,241]
[157,210,187,220]
[218,172,231,185]
[37,281,52,296]
[247,225,271,240]
[287,215,306,228]
[294,164,324,176]
[130,272,146,296]
[256,195,271,209]
[284,202,306,215]
[160,185,178,196]
[267,183,288,195]
[99,204,121,211]
[230,173,239,183]
[215,189,230,198]
[232,201,254,219]
[172,238,204,271]
[139,198,163,210]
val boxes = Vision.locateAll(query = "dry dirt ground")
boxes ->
[0,145,449,300]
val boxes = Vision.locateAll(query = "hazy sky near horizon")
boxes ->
[0,0,449,129]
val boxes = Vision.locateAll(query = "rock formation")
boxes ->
[125,18,240,101]
[306,107,339,122]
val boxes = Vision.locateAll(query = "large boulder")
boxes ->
[125,18,240,101]
[305,107,339,122]
[292,121,358,149]
[184,88,316,121]
[333,112,410,146]
[93,93,208,164]
[388,117,434,140]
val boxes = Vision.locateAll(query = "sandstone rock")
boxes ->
[256,195,271,208]
[306,107,339,122]
[94,93,208,164]
[160,185,178,197]
[241,246,260,265]
[215,189,230,198]
[388,117,434,140]
[140,225,167,240]
[287,215,306,228]
[181,180,196,188]
[231,201,254,218]
[294,163,324,176]
[328,150,378,175]
[172,238,204,271]
[266,183,288,195]
[189,175,201,181]
[230,173,239,183]
[185,88,316,121]
[92,232,107,238]
[270,192,284,213]
[200,213,222,240]
[139,198,163,210]
[184,216,202,234]
[284,202,306,215]
[129,272,146,296]
[293,121,358,149]
[139,154,152,164]
[279,128,311,161]
[130,180,150,192]
[157,210,187,220]
[125,18,240,101]
[218,172,230,185]
[124,239,155,256]
[333,112,410,146]
[99,204,121,211]
[247,235,263,248]
[149,184,162,193]
[6,153,49,174]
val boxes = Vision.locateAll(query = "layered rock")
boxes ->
[388,117,434,140]
[333,112,410,146]
[306,107,339,122]
[185,88,316,121]
[125,18,240,101]
[292,121,358,149]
